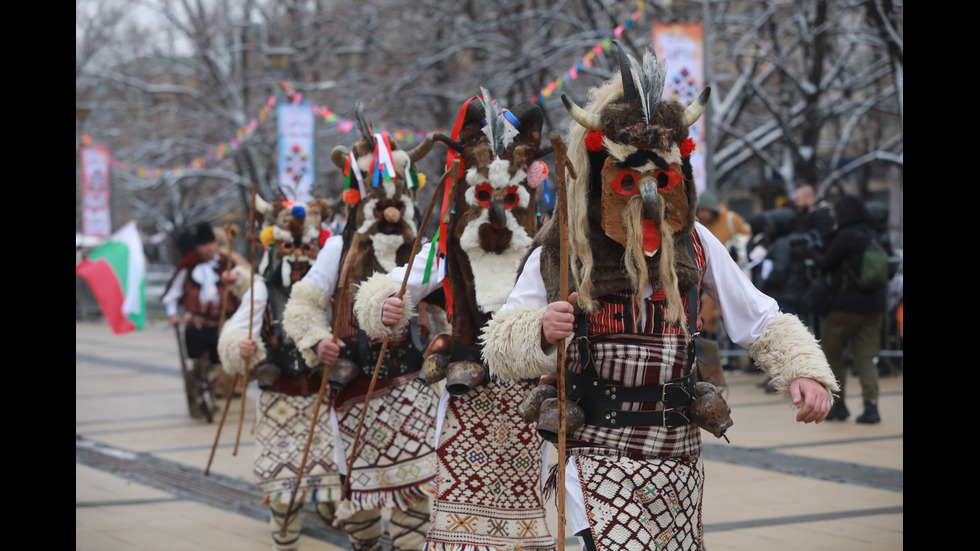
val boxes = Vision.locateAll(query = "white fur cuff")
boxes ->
[480,304,557,380]
[218,327,267,376]
[749,313,840,402]
[353,272,415,340]
[225,264,253,299]
[282,280,333,368]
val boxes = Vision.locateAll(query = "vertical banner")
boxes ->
[277,103,315,204]
[81,145,112,237]
[653,23,708,193]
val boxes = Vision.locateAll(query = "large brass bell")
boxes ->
[517,384,558,425]
[445,360,488,396]
[419,353,449,385]
[254,362,281,390]
[536,397,586,444]
[423,333,453,358]
[327,358,359,390]
[690,381,733,440]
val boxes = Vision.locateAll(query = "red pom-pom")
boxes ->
[680,138,696,158]
[343,188,361,205]
[585,130,605,152]
[318,227,331,248]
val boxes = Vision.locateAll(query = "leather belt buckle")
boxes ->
[662,380,691,403]
[661,407,691,427]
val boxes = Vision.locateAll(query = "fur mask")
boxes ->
[330,104,439,282]
[438,90,552,347]
[560,41,709,320]
[255,196,334,289]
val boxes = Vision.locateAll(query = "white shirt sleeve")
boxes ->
[388,241,445,303]
[222,279,269,336]
[302,234,345,295]
[498,247,549,312]
[161,269,187,317]
[696,223,780,348]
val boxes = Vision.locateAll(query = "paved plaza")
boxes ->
[77,320,903,551]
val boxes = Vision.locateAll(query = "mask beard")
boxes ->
[623,195,686,332]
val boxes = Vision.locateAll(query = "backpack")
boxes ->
[849,235,889,292]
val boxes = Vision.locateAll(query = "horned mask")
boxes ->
[561,41,710,318]
[330,103,438,274]
[440,89,550,317]
[254,195,334,288]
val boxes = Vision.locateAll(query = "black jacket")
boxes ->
[814,194,886,315]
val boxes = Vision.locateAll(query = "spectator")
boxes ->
[747,207,810,316]
[793,184,836,251]
[814,194,885,424]
[161,222,245,421]
[696,189,753,266]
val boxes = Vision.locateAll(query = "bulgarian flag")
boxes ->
[76,221,146,334]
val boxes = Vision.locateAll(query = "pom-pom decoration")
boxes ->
[343,188,361,205]
[291,205,307,219]
[260,225,277,247]
[680,138,696,158]
[585,130,605,152]
[417,173,426,189]
[527,160,548,189]
[318,227,331,248]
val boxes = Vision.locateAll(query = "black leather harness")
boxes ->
[564,235,703,429]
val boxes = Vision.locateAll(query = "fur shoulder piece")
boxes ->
[480,303,557,380]
[282,280,333,368]
[353,272,415,340]
[749,313,840,402]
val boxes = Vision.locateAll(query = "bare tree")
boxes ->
[76,0,903,256]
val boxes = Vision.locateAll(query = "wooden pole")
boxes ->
[234,185,259,456]
[216,223,240,334]
[204,373,238,476]
[204,222,241,476]
[279,229,364,538]
[341,159,460,499]
[549,130,577,551]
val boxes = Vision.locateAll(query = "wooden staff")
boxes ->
[234,185,260,456]
[217,223,241,333]
[205,222,242,476]
[280,227,364,538]
[549,130,577,551]
[341,159,460,499]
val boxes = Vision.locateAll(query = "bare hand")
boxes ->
[542,292,579,346]
[791,377,832,423]
[239,338,257,359]
[382,296,405,327]
[221,269,240,284]
[314,338,346,366]
[169,314,180,327]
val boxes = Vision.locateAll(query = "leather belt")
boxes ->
[566,369,694,428]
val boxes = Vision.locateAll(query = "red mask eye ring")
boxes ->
[502,186,519,209]
[609,169,641,196]
[655,167,683,191]
[475,183,493,208]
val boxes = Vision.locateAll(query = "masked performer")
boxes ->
[217,196,342,551]
[163,222,243,421]
[355,90,557,551]
[282,111,442,551]
[480,43,838,551]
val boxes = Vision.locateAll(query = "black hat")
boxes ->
[194,223,216,245]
